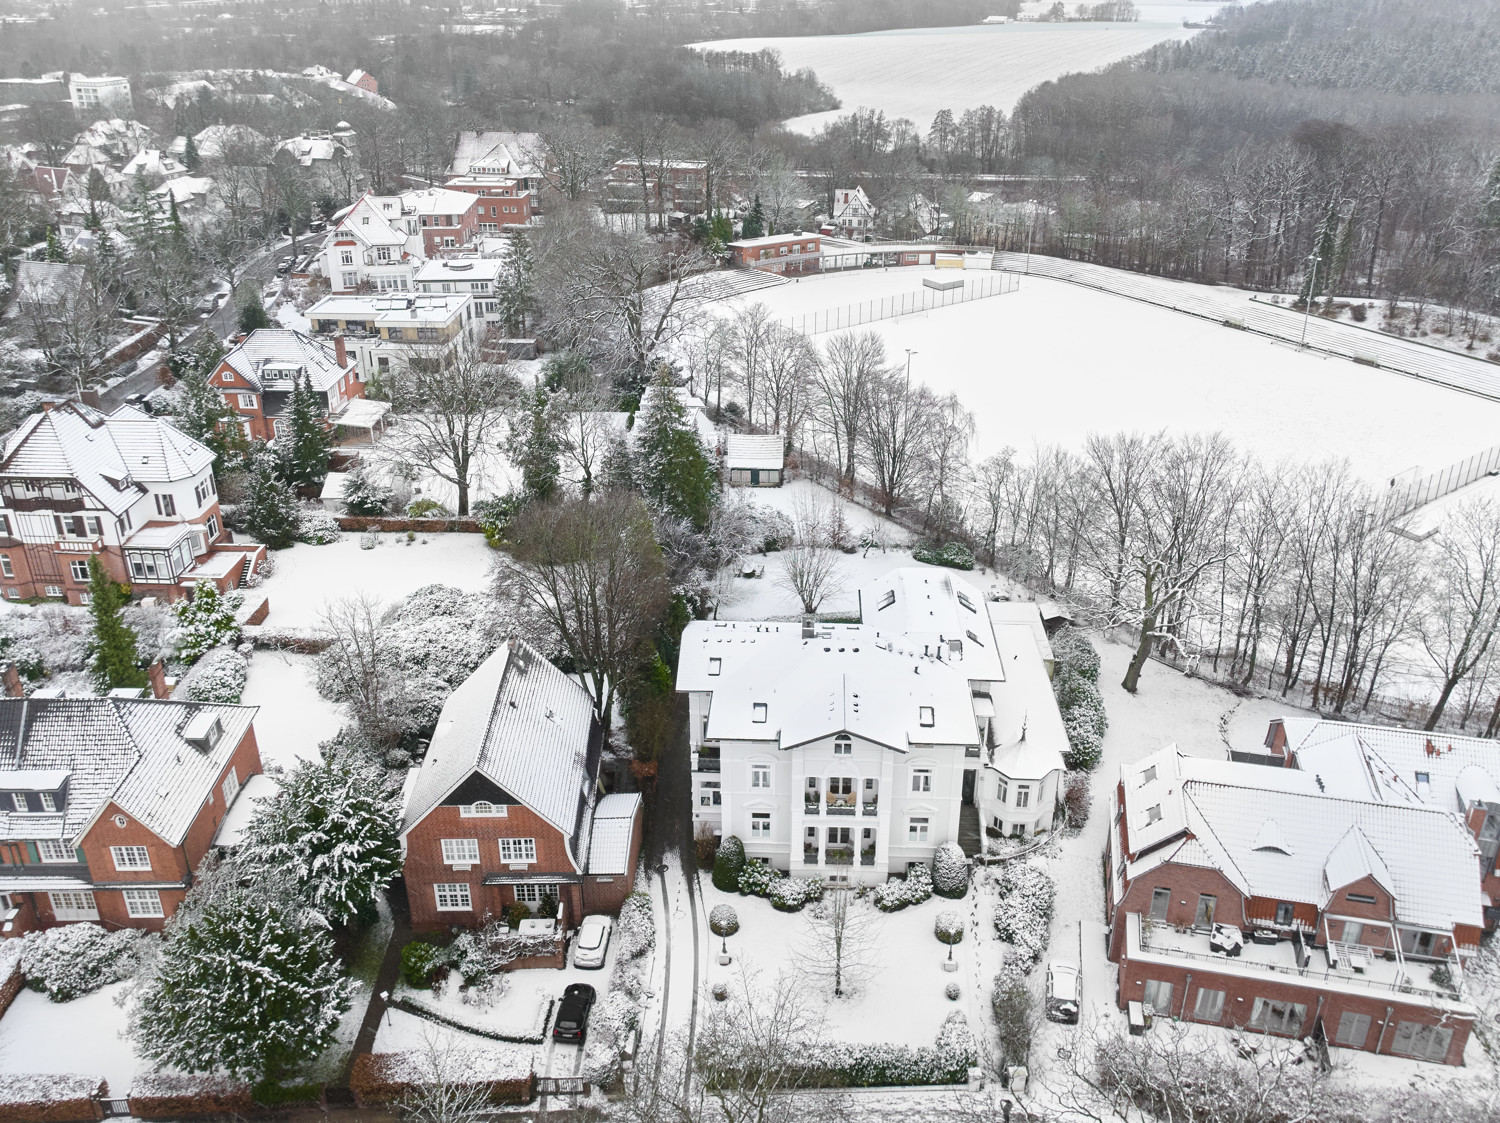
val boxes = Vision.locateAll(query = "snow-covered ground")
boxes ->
[0,982,141,1096]
[714,268,1500,484]
[254,532,495,631]
[693,6,1216,134]
[241,651,345,770]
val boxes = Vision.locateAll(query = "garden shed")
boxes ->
[725,434,785,487]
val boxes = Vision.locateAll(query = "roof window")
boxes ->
[752,703,767,723]
[877,589,895,611]
[1141,765,1158,784]
[1145,804,1163,824]
[708,658,722,676]
[919,706,935,727]
[957,591,976,612]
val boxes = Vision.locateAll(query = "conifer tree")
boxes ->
[168,193,183,234]
[171,338,247,473]
[237,751,403,927]
[507,383,561,504]
[44,226,64,262]
[278,373,331,489]
[182,133,201,172]
[339,461,390,516]
[85,556,148,692]
[130,870,350,1082]
[237,291,270,333]
[742,195,765,239]
[173,582,243,665]
[497,231,535,337]
[242,455,302,549]
[634,367,717,529]
[120,172,160,252]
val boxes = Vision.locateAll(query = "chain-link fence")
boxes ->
[781,272,1017,336]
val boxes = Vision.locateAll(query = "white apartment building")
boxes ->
[677,568,1067,882]
[68,75,132,117]
[304,293,484,382]
[413,257,505,324]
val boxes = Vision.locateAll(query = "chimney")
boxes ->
[801,617,815,640]
[146,658,169,700]
[335,335,348,367]
[1,664,22,699]
[78,388,102,409]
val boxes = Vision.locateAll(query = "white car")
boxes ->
[573,915,613,970]
[1045,960,1081,1023]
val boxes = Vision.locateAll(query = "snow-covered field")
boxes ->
[242,650,346,769]
[716,268,1500,483]
[693,7,1212,134]
[0,982,140,1096]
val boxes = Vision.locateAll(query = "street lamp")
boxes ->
[1301,252,1322,347]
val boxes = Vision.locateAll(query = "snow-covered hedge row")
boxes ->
[179,645,248,703]
[20,924,152,1002]
[804,1012,976,1088]
[733,862,822,912]
[610,891,655,1005]
[993,862,1056,985]
[1052,629,1107,771]
[911,542,975,571]
[296,509,342,545]
[350,1049,534,1108]
[932,842,970,898]
[874,863,933,912]
[445,922,558,982]
[390,991,554,1045]
[0,1073,106,1122]
[128,1072,253,1121]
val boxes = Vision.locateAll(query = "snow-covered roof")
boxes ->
[415,256,506,285]
[986,602,1068,782]
[729,233,819,250]
[724,433,783,471]
[0,696,257,846]
[327,195,408,248]
[154,175,213,204]
[403,642,601,867]
[121,148,185,178]
[307,293,472,326]
[832,186,874,217]
[276,134,350,165]
[449,130,541,177]
[12,260,85,304]
[586,792,641,876]
[218,329,353,394]
[864,569,1004,683]
[191,123,269,161]
[0,403,213,517]
[400,187,478,217]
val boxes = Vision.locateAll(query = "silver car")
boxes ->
[572,915,612,970]
[1045,960,1081,1023]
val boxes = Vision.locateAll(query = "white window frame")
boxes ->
[499,837,537,863]
[750,765,771,790]
[1193,987,1225,1022]
[911,768,932,793]
[750,812,771,838]
[123,888,164,918]
[221,768,239,806]
[69,559,89,582]
[37,839,74,863]
[1142,979,1174,1016]
[238,393,256,409]
[39,792,56,812]
[908,816,930,843]
[459,802,508,817]
[833,735,852,756]
[1015,785,1031,809]
[918,706,935,727]
[49,890,98,920]
[513,882,558,905]
[752,702,768,723]
[441,838,481,865]
[9,793,25,812]
[700,781,721,807]
[110,845,151,871]
[434,883,472,911]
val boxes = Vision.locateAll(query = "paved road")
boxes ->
[992,251,1500,402]
[208,238,292,337]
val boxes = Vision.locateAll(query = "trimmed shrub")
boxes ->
[708,904,739,939]
[472,493,523,546]
[400,941,439,989]
[799,1012,976,1087]
[615,892,655,961]
[736,861,777,897]
[713,835,746,892]
[251,1080,322,1107]
[945,981,961,1001]
[991,979,1035,1066]
[349,1050,533,1108]
[912,542,974,570]
[405,498,451,519]
[20,924,151,1001]
[1063,771,1091,831]
[0,1075,106,1122]
[873,864,932,912]
[1053,628,1108,770]
[934,910,965,946]
[129,1072,253,1121]
[767,877,822,912]
[1052,627,1100,682]
[932,842,969,898]
[993,863,1055,983]
[180,645,248,703]
[296,509,342,545]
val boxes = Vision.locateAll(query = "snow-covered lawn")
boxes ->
[0,982,141,1097]
[716,268,1500,483]
[254,533,495,631]
[698,878,977,1051]
[693,8,1209,134]
[241,651,345,770]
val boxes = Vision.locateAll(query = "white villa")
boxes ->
[676,568,1067,882]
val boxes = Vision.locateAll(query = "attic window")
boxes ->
[182,711,223,752]
[708,658,722,676]
[966,629,983,647]
[877,589,895,611]
[1141,766,1158,784]
[957,591,976,612]
[919,706,935,727]
[752,703,768,723]
[1145,804,1163,824]
[1347,893,1377,905]
[1414,772,1430,785]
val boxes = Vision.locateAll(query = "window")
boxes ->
[238,394,256,409]
[441,838,480,865]
[37,839,74,863]
[221,768,239,805]
[10,793,25,813]
[1391,1021,1453,1061]
[499,837,537,863]
[1145,804,1163,824]
[1014,786,1031,809]
[1193,987,1225,1022]
[1142,979,1174,1016]
[751,812,771,838]
[708,657,722,676]
[996,778,1008,803]
[1273,901,1294,926]
[434,883,472,911]
[1335,1011,1372,1048]
[1149,887,1171,921]
[111,845,151,871]
[1340,920,1365,945]
[1414,771,1430,784]
[908,816,930,843]
[376,246,391,261]
[49,890,98,920]
[153,494,176,518]
[513,882,558,905]
[911,768,932,793]
[124,889,164,918]
[1346,893,1376,905]
[1248,997,1306,1037]
[1194,894,1217,928]
[834,735,852,756]
[67,559,89,583]
[0,557,11,579]
[340,251,354,265]
[752,703,768,723]
[877,589,896,610]
[460,802,507,817]
[956,590,976,612]
[39,793,55,812]
[207,515,219,539]
[700,781,721,807]
[43,586,61,598]
[1141,765,1158,784]
[751,765,771,790]
[918,706,935,727]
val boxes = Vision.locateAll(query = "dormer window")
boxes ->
[708,657,722,676]
[919,706,935,727]
[1414,772,1430,785]
[183,711,223,751]
[1142,766,1158,784]
[877,589,895,610]
[1145,804,1163,824]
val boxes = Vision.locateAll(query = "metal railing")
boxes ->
[1387,442,1500,517]
[780,272,1018,336]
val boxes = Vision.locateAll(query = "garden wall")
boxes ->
[333,517,482,534]
[349,1052,534,1108]
[0,1076,105,1123]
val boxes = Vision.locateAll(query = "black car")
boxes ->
[552,983,596,1044]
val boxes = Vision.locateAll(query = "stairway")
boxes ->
[958,804,983,858]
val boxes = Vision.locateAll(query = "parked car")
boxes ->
[195,295,217,316]
[276,258,293,274]
[1045,960,1081,1023]
[552,983,596,1044]
[573,915,612,970]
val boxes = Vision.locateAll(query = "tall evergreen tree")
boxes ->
[278,373,331,489]
[171,339,247,473]
[120,171,161,252]
[182,133,201,172]
[742,195,766,239]
[168,193,183,234]
[339,461,390,516]
[44,225,64,262]
[506,383,561,504]
[85,557,148,692]
[237,291,270,333]
[242,456,302,549]
[497,231,535,337]
[634,367,717,529]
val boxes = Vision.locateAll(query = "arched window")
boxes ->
[834,735,852,756]
[472,801,494,815]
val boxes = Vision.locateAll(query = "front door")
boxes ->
[962,769,976,804]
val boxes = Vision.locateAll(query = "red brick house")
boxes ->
[727,232,821,275]
[346,68,378,95]
[0,695,263,936]
[440,178,534,229]
[401,640,643,934]
[210,329,364,444]
[1106,746,1483,1065]
[1258,718,1500,930]
[402,189,483,256]
[0,402,263,605]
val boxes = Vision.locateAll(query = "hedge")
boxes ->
[349,1051,534,1108]
[333,516,482,534]
[129,1073,253,1121]
[0,1075,105,1123]
[390,993,555,1045]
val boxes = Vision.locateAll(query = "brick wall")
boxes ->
[1110,862,1247,962]
[581,803,644,917]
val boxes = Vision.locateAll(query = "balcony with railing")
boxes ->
[694,747,720,774]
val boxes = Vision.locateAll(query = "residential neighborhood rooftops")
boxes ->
[865,568,1004,683]
[217,329,354,394]
[307,293,474,325]
[414,256,506,284]
[448,130,540,178]
[586,792,641,876]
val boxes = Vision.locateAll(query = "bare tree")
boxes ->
[862,363,933,517]
[729,302,775,426]
[16,270,118,393]
[758,323,818,445]
[531,116,613,202]
[779,494,845,614]
[813,330,884,493]
[383,334,519,515]
[397,1030,501,1123]
[496,491,670,728]
[556,384,617,498]
[1419,498,1500,730]
[315,594,414,748]
[795,886,880,999]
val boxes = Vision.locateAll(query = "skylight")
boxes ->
[752,703,767,723]
[919,706,935,727]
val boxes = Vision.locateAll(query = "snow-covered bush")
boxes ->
[806,1011,977,1087]
[20,924,152,1001]
[767,876,822,912]
[709,904,739,939]
[615,892,655,962]
[747,503,795,552]
[406,498,451,519]
[1053,629,1107,770]
[873,863,933,912]
[341,464,390,516]
[912,542,974,570]
[1063,771,1091,831]
[945,981,961,1001]
[932,842,969,899]
[1053,627,1100,682]
[713,834,746,891]
[0,604,90,677]
[359,528,380,550]
[445,921,557,983]
[993,862,1055,982]
[736,860,777,897]
[180,645,249,703]
[297,508,342,545]
[173,583,242,665]
[934,910,965,946]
